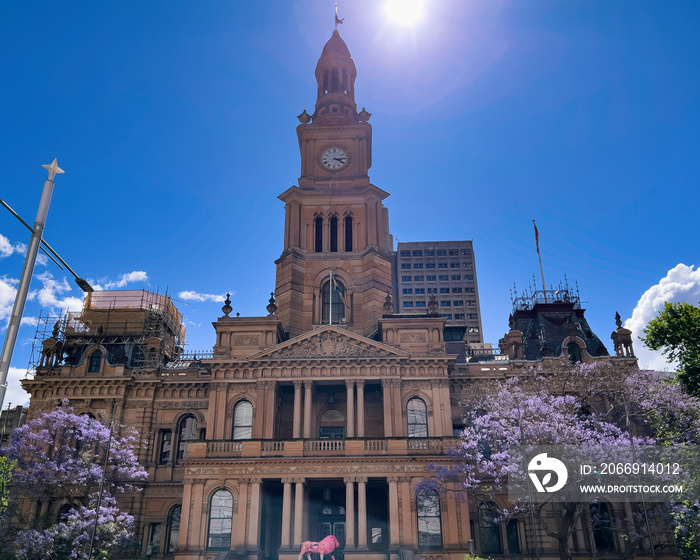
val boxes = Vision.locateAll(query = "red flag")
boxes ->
[533,220,540,254]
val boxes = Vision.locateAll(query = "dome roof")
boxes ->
[320,30,353,61]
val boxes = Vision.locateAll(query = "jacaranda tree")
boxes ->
[421,363,700,560]
[1,402,148,560]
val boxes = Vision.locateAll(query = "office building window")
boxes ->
[449,249,458,256]
[413,263,423,269]
[465,274,474,280]
[403,301,414,308]
[425,250,434,256]
[455,313,465,320]
[438,263,447,269]
[403,288,413,294]
[416,301,426,307]
[436,250,446,256]
[438,275,449,281]
[440,301,450,307]
[450,262,459,268]
[425,263,435,269]
[412,250,423,256]
[452,287,462,293]
[401,263,411,269]
[414,288,425,294]
[400,250,410,257]
[414,275,424,281]
[468,313,478,319]
[402,276,411,281]
[451,275,461,281]
[467,300,476,306]
[426,275,436,281]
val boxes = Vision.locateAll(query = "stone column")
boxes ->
[293,478,305,546]
[443,485,459,547]
[398,478,415,546]
[191,481,206,549]
[179,478,194,550]
[293,381,302,439]
[265,382,277,439]
[248,479,262,549]
[235,479,250,546]
[356,380,365,438]
[345,380,355,438]
[303,381,313,439]
[290,202,300,247]
[382,379,393,437]
[357,477,368,549]
[281,478,293,548]
[388,477,400,547]
[344,477,356,549]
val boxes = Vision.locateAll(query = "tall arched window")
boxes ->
[232,400,253,440]
[207,489,233,550]
[590,502,615,553]
[88,351,102,373]
[568,342,582,363]
[176,415,198,462]
[417,492,442,549]
[322,279,346,324]
[479,502,503,554]
[407,397,428,438]
[315,216,324,252]
[166,505,181,554]
[344,216,353,251]
[330,216,338,252]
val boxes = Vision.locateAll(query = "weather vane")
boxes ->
[335,3,344,31]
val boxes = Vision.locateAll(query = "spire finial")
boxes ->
[335,3,344,31]
[222,293,232,317]
[42,158,65,181]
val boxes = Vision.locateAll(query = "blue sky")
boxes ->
[2,1,699,406]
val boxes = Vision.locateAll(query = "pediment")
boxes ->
[247,325,409,361]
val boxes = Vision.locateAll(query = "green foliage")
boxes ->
[643,301,700,396]
[0,456,15,515]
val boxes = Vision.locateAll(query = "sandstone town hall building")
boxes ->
[23,24,651,560]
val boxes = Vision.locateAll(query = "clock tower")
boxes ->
[275,30,393,338]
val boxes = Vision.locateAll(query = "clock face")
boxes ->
[320,147,348,170]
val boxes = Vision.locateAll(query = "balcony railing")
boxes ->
[196,437,460,460]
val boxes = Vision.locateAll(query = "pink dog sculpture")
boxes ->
[298,534,341,560]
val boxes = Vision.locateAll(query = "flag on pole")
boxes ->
[533,220,540,255]
[332,275,350,309]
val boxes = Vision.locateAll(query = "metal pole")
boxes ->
[0,160,64,409]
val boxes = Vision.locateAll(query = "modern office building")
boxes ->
[393,241,483,344]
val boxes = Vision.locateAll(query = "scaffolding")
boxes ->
[30,290,186,372]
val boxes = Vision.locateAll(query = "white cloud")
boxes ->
[36,253,48,266]
[624,264,700,370]
[90,270,149,290]
[4,366,32,407]
[0,234,26,258]
[29,271,84,314]
[20,316,39,327]
[0,276,19,323]
[178,290,230,303]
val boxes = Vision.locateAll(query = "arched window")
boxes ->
[315,216,324,252]
[568,342,582,363]
[166,505,181,554]
[207,489,233,550]
[344,216,353,251]
[176,415,198,462]
[232,400,253,440]
[407,397,428,438]
[330,216,338,252]
[417,491,442,549]
[88,351,102,373]
[590,501,615,553]
[322,279,346,324]
[479,502,503,554]
[506,520,521,553]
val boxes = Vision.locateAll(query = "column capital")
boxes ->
[343,476,356,484]
[293,380,303,389]
[303,380,314,389]
[238,478,251,485]
[282,477,295,484]
[387,476,399,483]
[251,478,263,485]
[356,476,368,484]
[355,379,365,389]
[293,477,306,485]
[345,379,355,389]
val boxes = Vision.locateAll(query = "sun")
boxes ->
[385,0,425,26]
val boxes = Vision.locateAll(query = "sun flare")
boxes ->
[385,0,425,26]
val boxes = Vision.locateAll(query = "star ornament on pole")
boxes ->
[42,158,65,181]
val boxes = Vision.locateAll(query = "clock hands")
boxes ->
[333,157,346,163]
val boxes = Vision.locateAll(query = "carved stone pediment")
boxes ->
[248,325,408,361]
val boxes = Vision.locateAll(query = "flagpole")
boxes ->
[533,220,547,303]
